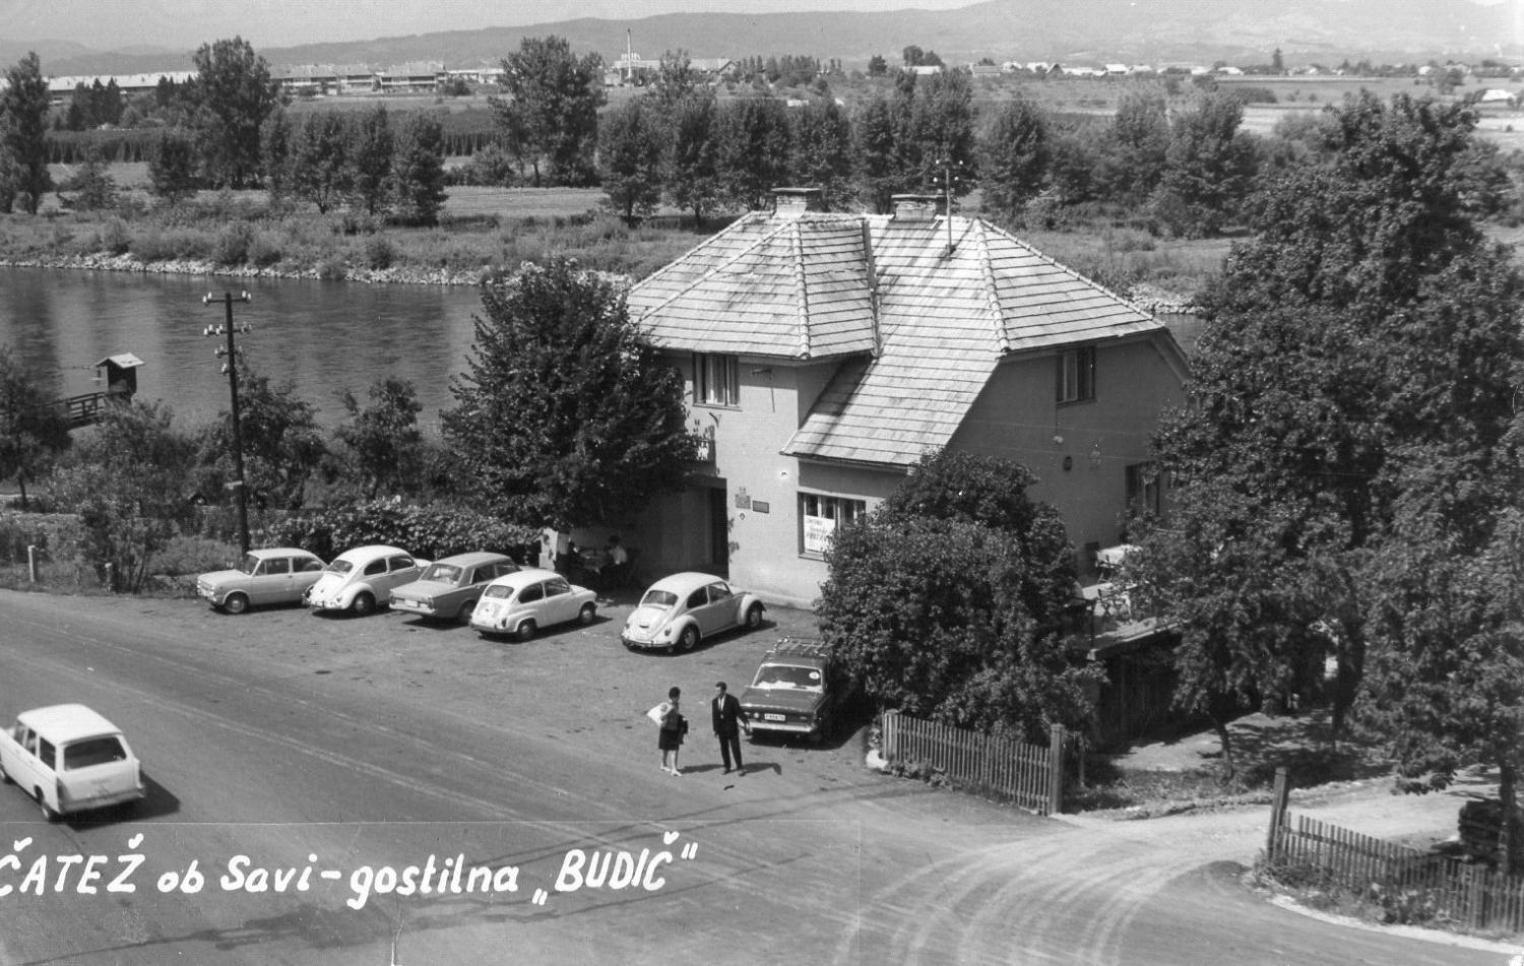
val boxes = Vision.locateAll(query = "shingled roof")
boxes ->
[627,207,1170,469]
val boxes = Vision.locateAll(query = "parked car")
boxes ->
[197,548,326,614]
[389,552,519,622]
[0,704,145,821]
[303,545,426,616]
[739,638,843,743]
[469,568,598,641]
[620,572,765,653]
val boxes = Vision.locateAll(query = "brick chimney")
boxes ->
[890,194,946,221]
[772,187,826,216]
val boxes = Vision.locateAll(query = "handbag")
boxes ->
[646,702,669,725]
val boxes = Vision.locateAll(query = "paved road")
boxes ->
[0,588,1514,965]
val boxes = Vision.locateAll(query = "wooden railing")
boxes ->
[880,711,1065,815]
[1269,812,1524,933]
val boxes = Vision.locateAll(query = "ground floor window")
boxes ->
[799,492,868,556]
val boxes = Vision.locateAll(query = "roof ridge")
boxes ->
[790,221,811,359]
[973,220,1013,355]
[631,213,795,324]
[630,212,763,304]
[976,217,1154,320]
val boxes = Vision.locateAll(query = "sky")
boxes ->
[2,0,985,51]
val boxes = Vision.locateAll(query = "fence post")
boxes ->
[1047,724,1066,815]
[1266,766,1291,861]
[27,544,37,584]
[103,562,115,592]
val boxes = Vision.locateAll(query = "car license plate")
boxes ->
[764,713,785,722]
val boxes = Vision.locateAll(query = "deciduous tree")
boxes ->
[819,451,1096,742]
[348,105,393,215]
[0,345,71,509]
[492,36,604,187]
[1139,92,1524,760]
[714,96,791,212]
[0,52,53,214]
[598,97,665,224]
[148,128,200,204]
[787,99,854,209]
[391,113,448,226]
[665,92,721,226]
[332,377,423,500]
[289,111,349,213]
[196,366,326,512]
[1149,91,1259,237]
[442,258,693,530]
[47,400,195,591]
[188,37,283,189]
[978,96,1051,221]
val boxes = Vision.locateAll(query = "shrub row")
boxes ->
[262,501,542,563]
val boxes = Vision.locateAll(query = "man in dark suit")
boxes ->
[712,681,751,774]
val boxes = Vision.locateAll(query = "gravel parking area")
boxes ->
[128,584,874,781]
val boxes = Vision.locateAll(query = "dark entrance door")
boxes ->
[707,486,729,576]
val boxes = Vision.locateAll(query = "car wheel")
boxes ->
[578,602,597,625]
[222,592,249,615]
[35,789,58,823]
[0,760,10,784]
[744,603,764,630]
[516,619,537,642]
[457,600,477,623]
[677,626,699,653]
[350,591,376,617]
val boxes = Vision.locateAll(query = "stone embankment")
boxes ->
[0,251,487,286]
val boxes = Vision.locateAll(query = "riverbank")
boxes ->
[0,250,487,286]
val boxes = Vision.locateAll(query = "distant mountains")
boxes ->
[4,0,1514,78]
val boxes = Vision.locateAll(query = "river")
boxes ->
[0,267,485,430]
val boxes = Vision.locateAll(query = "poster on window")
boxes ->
[802,514,836,555]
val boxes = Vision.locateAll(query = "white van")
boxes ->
[0,704,145,820]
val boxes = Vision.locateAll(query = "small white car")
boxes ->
[303,545,426,616]
[197,548,326,614]
[0,704,145,821]
[620,572,765,653]
[469,568,598,641]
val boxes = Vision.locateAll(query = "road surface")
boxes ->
[0,588,1513,965]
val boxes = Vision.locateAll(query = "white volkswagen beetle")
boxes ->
[303,545,426,616]
[620,572,765,653]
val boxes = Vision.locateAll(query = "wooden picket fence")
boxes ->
[879,711,1064,815]
[1269,812,1524,932]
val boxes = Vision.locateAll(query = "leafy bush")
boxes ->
[0,512,86,567]
[152,534,238,576]
[213,221,256,266]
[364,235,396,270]
[97,218,133,255]
[262,500,542,562]
[317,255,349,280]
[247,232,283,268]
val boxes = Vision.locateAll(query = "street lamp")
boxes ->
[203,291,253,555]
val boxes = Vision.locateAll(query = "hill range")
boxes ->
[3,0,1516,77]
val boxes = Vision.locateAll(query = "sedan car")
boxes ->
[620,572,765,653]
[197,548,326,614]
[389,552,519,622]
[469,568,598,641]
[303,545,426,616]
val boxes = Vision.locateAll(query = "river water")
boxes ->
[0,267,485,430]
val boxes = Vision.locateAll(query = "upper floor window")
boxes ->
[694,353,739,407]
[1056,346,1096,404]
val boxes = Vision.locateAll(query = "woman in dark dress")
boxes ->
[658,686,685,776]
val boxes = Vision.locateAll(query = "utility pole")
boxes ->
[203,291,253,555]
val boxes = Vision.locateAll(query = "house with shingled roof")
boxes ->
[621,189,1190,607]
